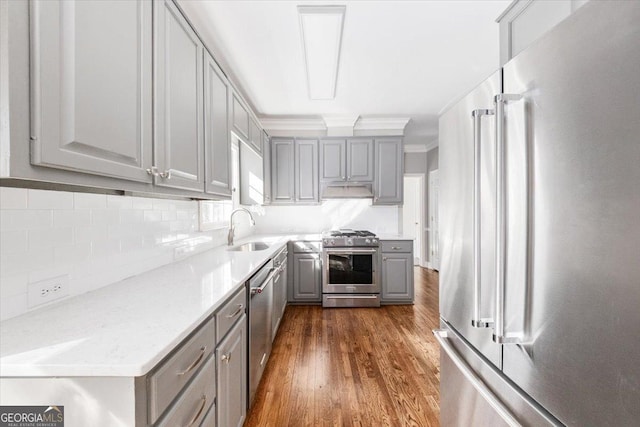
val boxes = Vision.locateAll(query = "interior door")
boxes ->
[500,2,640,425]
[439,70,502,369]
[403,175,422,265]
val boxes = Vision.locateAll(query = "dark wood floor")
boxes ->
[245,267,441,427]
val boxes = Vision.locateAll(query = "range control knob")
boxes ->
[346,238,353,246]
[331,239,335,245]
[365,238,371,244]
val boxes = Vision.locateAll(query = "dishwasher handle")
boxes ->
[251,267,278,295]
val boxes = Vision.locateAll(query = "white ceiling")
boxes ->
[179,0,510,140]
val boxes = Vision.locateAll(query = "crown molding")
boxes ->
[404,144,428,153]
[260,118,326,132]
[424,138,439,152]
[354,117,411,133]
[260,116,412,135]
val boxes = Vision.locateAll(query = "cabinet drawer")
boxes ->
[156,354,216,427]
[148,316,215,424]
[200,402,216,427]
[381,240,413,253]
[216,287,247,345]
[291,241,321,253]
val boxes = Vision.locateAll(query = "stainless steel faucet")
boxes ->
[228,208,256,246]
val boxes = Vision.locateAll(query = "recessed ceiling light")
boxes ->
[298,5,346,100]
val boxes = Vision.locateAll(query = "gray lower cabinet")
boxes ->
[380,240,414,304]
[29,0,153,183]
[204,49,232,198]
[216,315,247,427]
[373,138,403,205]
[154,0,204,192]
[294,139,319,203]
[271,138,295,203]
[289,242,322,303]
[272,250,288,338]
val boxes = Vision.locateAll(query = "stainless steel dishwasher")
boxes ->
[248,259,276,407]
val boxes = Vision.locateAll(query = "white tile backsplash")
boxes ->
[0,187,28,209]
[0,188,252,321]
[28,189,74,209]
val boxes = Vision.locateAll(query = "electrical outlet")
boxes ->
[28,275,69,308]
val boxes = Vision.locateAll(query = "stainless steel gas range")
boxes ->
[321,229,380,308]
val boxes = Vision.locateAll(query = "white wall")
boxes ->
[0,187,253,321]
[254,199,399,235]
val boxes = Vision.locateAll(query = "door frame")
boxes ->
[403,173,425,267]
[428,169,440,271]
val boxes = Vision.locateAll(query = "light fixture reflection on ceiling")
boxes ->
[298,5,346,100]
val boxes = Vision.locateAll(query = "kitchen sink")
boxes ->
[228,242,270,252]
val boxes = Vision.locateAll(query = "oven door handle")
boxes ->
[324,248,378,254]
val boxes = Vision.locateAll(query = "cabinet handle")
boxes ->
[184,395,207,427]
[391,246,401,250]
[383,257,388,261]
[342,176,346,180]
[177,347,206,376]
[159,170,172,179]
[146,166,159,176]
[221,353,231,363]
[226,304,244,318]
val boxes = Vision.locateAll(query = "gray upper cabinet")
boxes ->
[271,138,295,203]
[29,0,153,182]
[294,139,319,203]
[263,132,272,204]
[231,93,250,141]
[373,138,403,204]
[204,50,231,198]
[347,139,374,182]
[248,118,262,154]
[319,138,373,183]
[319,139,347,181]
[154,0,204,192]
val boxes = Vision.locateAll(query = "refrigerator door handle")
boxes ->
[434,329,522,427]
[493,93,524,345]
[471,108,495,329]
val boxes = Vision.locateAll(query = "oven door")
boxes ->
[322,247,379,294]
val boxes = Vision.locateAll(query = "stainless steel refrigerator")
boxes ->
[436,2,640,425]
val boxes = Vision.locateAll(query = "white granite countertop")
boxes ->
[0,234,320,378]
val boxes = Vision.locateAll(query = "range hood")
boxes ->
[321,183,374,199]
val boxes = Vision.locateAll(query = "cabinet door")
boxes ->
[381,252,414,302]
[249,118,262,154]
[204,50,231,198]
[231,94,249,141]
[292,253,322,301]
[155,0,204,192]
[319,139,346,181]
[30,0,152,182]
[271,267,284,339]
[271,138,295,203]
[216,316,247,427]
[347,139,374,182]
[373,138,403,204]
[295,139,319,203]
[263,133,271,204]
